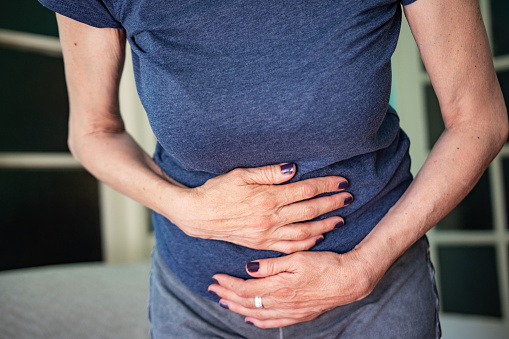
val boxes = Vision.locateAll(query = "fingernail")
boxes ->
[315,237,324,245]
[338,181,349,190]
[219,302,229,309]
[280,163,294,175]
[247,261,260,273]
[212,278,219,285]
[246,321,254,326]
[208,290,218,296]
[344,196,353,205]
[334,220,344,229]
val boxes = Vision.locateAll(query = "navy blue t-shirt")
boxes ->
[40,0,419,300]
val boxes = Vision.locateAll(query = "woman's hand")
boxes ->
[207,250,381,328]
[167,163,352,254]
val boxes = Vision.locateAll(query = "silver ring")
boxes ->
[254,296,264,309]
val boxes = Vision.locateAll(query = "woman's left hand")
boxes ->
[208,250,383,329]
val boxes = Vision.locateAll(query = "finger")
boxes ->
[245,317,302,329]
[273,216,344,242]
[218,296,312,322]
[263,217,344,254]
[211,273,280,302]
[264,235,324,254]
[208,280,275,311]
[277,176,349,205]
[241,163,296,185]
[209,283,268,311]
[245,254,297,278]
[217,298,286,320]
[279,192,353,224]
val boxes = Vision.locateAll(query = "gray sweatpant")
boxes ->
[148,236,440,338]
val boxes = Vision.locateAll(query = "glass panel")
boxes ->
[501,157,509,230]
[491,0,509,57]
[0,1,59,37]
[0,169,101,271]
[438,246,501,317]
[436,170,493,230]
[0,47,69,152]
[424,84,444,150]
[497,71,509,135]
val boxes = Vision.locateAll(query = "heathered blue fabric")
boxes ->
[40,0,418,301]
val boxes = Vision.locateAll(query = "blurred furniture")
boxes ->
[0,260,150,339]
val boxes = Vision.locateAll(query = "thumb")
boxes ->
[242,163,295,185]
[245,255,295,278]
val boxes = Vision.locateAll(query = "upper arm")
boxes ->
[56,14,127,145]
[404,0,507,135]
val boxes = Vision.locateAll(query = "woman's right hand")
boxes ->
[167,163,352,254]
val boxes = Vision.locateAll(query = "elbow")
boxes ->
[67,130,82,164]
[499,113,509,147]
[490,87,509,150]
[492,104,509,151]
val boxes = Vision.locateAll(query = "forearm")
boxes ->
[357,118,507,275]
[70,129,187,220]
[57,16,185,221]
[355,0,509,278]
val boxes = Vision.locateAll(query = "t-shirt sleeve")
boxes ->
[38,0,122,29]
[401,0,419,5]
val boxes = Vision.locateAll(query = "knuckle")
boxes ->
[278,246,294,254]
[294,227,311,240]
[236,285,249,297]
[257,194,276,210]
[301,205,318,220]
[294,312,309,321]
[240,298,252,308]
[229,168,247,182]
[291,251,307,263]
[331,195,345,210]
[298,183,318,199]
[254,215,274,230]
[253,309,265,319]
[260,168,276,183]
[250,239,264,248]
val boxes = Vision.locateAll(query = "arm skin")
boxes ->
[56,14,355,254]
[209,0,509,328]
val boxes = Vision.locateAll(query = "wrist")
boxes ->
[153,178,191,224]
[350,233,398,288]
[328,250,382,304]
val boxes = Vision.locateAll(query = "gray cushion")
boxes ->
[0,261,151,339]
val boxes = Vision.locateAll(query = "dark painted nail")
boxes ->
[208,290,218,296]
[344,196,353,205]
[246,321,254,326]
[247,261,259,273]
[338,181,349,190]
[212,278,219,285]
[315,237,324,245]
[280,163,294,175]
[334,220,344,229]
[219,302,229,309]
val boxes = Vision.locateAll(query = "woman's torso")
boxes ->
[113,0,412,300]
